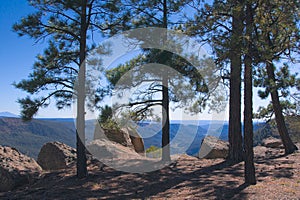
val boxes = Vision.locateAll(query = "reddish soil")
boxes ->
[1,144,299,200]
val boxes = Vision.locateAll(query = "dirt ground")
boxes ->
[1,144,300,200]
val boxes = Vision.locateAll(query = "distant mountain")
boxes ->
[137,122,227,156]
[0,112,19,118]
[0,115,269,159]
[0,117,76,159]
[39,118,74,122]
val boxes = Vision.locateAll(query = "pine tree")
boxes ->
[244,0,256,184]
[252,0,299,154]
[13,0,124,178]
[187,0,244,162]
[108,0,206,161]
[105,46,216,161]
[228,0,244,162]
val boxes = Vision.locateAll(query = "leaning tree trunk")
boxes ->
[161,0,171,161]
[77,0,88,178]
[244,2,256,185]
[265,62,298,155]
[228,0,244,163]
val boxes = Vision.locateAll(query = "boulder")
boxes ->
[94,125,134,148]
[198,136,229,159]
[87,139,142,160]
[94,124,145,154]
[262,137,282,148]
[0,145,41,192]
[37,142,76,171]
[122,127,145,154]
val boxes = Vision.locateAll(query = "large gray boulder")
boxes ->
[94,126,134,148]
[87,139,142,160]
[198,136,229,159]
[37,142,76,171]
[94,124,145,154]
[0,145,41,192]
[262,137,282,148]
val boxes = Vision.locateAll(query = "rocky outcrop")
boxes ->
[122,127,145,154]
[37,142,76,171]
[198,136,229,159]
[94,124,145,154]
[0,145,41,192]
[262,137,282,148]
[87,139,142,160]
[94,125,134,148]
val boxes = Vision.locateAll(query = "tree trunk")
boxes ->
[265,62,298,154]
[162,75,171,161]
[244,2,256,185]
[161,0,171,161]
[228,0,244,162]
[77,0,88,178]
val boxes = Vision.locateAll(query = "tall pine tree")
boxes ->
[114,0,196,161]
[244,0,256,184]
[252,0,299,154]
[13,0,124,177]
[187,0,244,162]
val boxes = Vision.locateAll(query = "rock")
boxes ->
[198,136,229,159]
[94,125,134,148]
[94,124,145,154]
[122,127,145,154]
[253,146,269,159]
[37,142,76,171]
[262,137,282,148]
[87,139,142,160]
[0,145,41,192]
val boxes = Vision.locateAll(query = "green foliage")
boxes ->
[98,105,120,131]
[100,119,120,131]
[13,0,123,120]
[253,0,300,62]
[106,55,144,88]
[253,115,300,145]
[105,49,224,121]
[99,105,113,124]
[186,0,236,66]
[145,145,162,158]
[254,63,300,119]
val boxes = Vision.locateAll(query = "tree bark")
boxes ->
[162,75,171,161]
[228,0,244,163]
[77,0,88,178]
[244,2,256,185]
[161,0,171,161]
[265,62,298,155]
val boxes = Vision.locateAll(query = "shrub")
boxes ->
[146,145,162,158]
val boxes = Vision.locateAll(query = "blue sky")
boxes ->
[0,0,222,120]
[0,1,297,120]
[0,0,74,118]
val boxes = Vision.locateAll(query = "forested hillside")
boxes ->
[0,117,76,158]
[253,116,300,145]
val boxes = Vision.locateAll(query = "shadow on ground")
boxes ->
[1,148,298,200]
